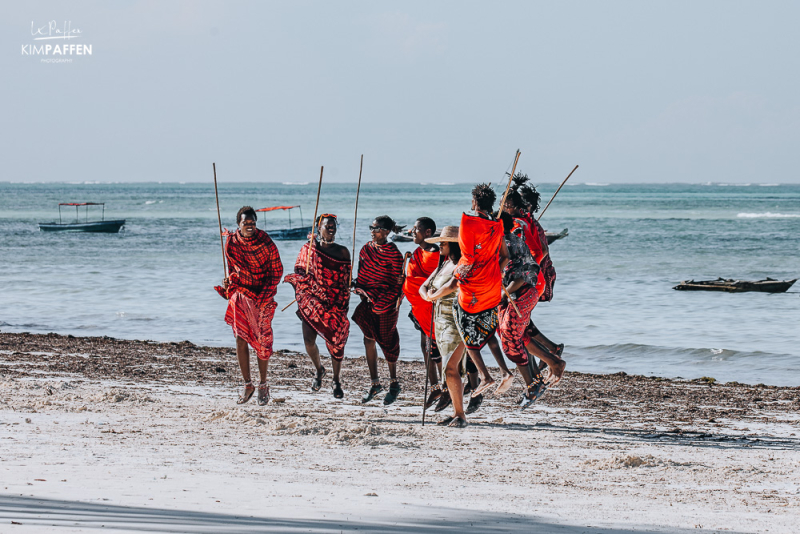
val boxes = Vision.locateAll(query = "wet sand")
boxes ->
[1,332,799,533]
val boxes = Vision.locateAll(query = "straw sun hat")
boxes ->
[424,225,459,244]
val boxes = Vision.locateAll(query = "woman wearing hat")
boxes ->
[419,226,469,428]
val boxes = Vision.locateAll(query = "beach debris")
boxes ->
[585,455,691,469]
[365,492,378,497]
[24,418,31,423]
[90,388,155,404]
[214,366,226,373]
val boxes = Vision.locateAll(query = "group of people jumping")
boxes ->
[215,175,566,428]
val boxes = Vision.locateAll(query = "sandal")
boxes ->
[362,382,383,403]
[437,416,455,426]
[332,380,344,399]
[312,366,326,392]
[466,393,483,414]
[424,383,442,409]
[257,382,270,406]
[433,388,452,412]
[519,379,546,411]
[448,416,468,428]
[237,381,255,404]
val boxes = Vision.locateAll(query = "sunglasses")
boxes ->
[369,225,389,232]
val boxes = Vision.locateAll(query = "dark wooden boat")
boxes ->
[545,228,569,245]
[38,203,125,233]
[256,205,312,241]
[673,278,797,293]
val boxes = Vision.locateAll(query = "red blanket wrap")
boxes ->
[454,213,503,313]
[352,301,400,362]
[284,242,351,360]
[352,241,404,315]
[402,247,440,338]
[214,229,283,360]
[498,284,539,366]
[517,213,556,302]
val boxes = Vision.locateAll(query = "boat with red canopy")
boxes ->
[38,203,125,233]
[256,205,311,240]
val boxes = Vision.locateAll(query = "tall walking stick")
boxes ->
[537,165,578,221]
[213,163,228,295]
[422,300,436,427]
[495,150,522,315]
[350,155,364,287]
[306,166,324,274]
[498,149,521,217]
[281,165,325,313]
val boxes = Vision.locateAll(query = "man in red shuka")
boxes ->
[215,206,283,406]
[284,214,351,399]
[352,215,404,406]
[400,217,443,407]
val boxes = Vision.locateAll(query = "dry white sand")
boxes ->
[1,376,799,533]
[1,334,799,533]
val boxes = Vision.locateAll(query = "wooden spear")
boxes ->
[212,163,228,296]
[349,155,364,287]
[537,165,578,221]
[281,166,325,313]
[495,150,522,315]
[306,166,324,274]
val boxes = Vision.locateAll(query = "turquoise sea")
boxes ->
[1,181,798,386]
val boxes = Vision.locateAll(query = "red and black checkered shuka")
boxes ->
[352,241,404,314]
[214,228,283,360]
[284,241,351,360]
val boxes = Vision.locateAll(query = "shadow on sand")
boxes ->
[0,494,719,533]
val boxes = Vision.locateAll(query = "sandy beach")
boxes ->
[1,332,799,533]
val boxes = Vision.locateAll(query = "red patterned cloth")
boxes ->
[223,292,276,360]
[498,284,539,366]
[352,301,400,362]
[517,212,556,302]
[402,247,440,338]
[214,229,283,307]
[214,228,283,360]
[455,212,504,313]
[352,241,404,315]
[284,242,351,360]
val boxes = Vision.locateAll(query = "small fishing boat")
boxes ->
[673,278,797,293]
[546,228,569,245]
[256,205,312,240]
[38,203,125,233]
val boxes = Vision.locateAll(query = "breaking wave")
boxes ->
[737,212,800,218]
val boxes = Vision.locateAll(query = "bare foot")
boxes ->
[493,372,515,396]
[472,377,496,397]
[547,359,566,385]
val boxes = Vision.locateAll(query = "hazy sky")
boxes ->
[2,1,799,184]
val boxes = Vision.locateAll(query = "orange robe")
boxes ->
[454,212,504,314]
[402,247,440,338]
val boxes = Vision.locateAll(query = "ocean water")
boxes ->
[1,181,798,386]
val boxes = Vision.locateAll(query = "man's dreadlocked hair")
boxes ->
[471,183,496,212]
[236,206,257,222]
[510,172,541,213]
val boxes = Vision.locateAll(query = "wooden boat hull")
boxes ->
[545,228,569,245]
[38,220,126,233]
[268,226,311,240]
[673,278,797,293]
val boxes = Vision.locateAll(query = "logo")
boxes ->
[21,21,93,63]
